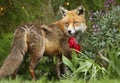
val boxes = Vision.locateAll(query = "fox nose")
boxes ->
[68,30,71,34]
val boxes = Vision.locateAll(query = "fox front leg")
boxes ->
[56,54,68,79]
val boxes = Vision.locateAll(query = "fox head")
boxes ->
[59,5,87,36]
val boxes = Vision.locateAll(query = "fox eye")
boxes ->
[73,21,79,24]
[64,22,69,27]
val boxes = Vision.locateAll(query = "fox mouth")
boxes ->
[68,30,81,35]
[67,32,73,36]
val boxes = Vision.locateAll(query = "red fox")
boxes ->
[0,5,87,80]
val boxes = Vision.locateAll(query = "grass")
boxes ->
[0,77,120,83]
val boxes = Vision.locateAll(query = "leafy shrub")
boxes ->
[88,5,120,77]
[91,6,120,77]
[63,51,109,81]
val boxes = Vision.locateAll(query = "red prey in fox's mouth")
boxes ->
[68,36,81,53]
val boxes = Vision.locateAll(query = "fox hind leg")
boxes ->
[12,69,18,79]
[28,35,45,80]
[29,46,45,80]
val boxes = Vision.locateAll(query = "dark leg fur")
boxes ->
[29,52,43,80]
[12,69,18,79]
[56,54,69,79]
[56,55,62,79]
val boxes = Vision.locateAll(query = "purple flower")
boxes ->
[89,11,95,21]
[108,0,114,3]
[89,16,93,21]
[93,24,98,32]
[104,0,114,8]
[104,1,109,8]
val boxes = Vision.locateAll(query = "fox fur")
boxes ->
[0,5,87,80]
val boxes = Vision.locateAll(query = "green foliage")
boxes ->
[82,6,120,78]
[97,6,120,77]
[0,0,54,33]
[63,51,108,81]
[0,0,29,32]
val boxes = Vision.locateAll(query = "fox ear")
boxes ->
[59,6,68,17]
[76,5,85,15]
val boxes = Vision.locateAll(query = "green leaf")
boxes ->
[62,55,74,71]
[101,55,120,77]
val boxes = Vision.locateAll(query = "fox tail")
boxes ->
[0,27,28,79]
